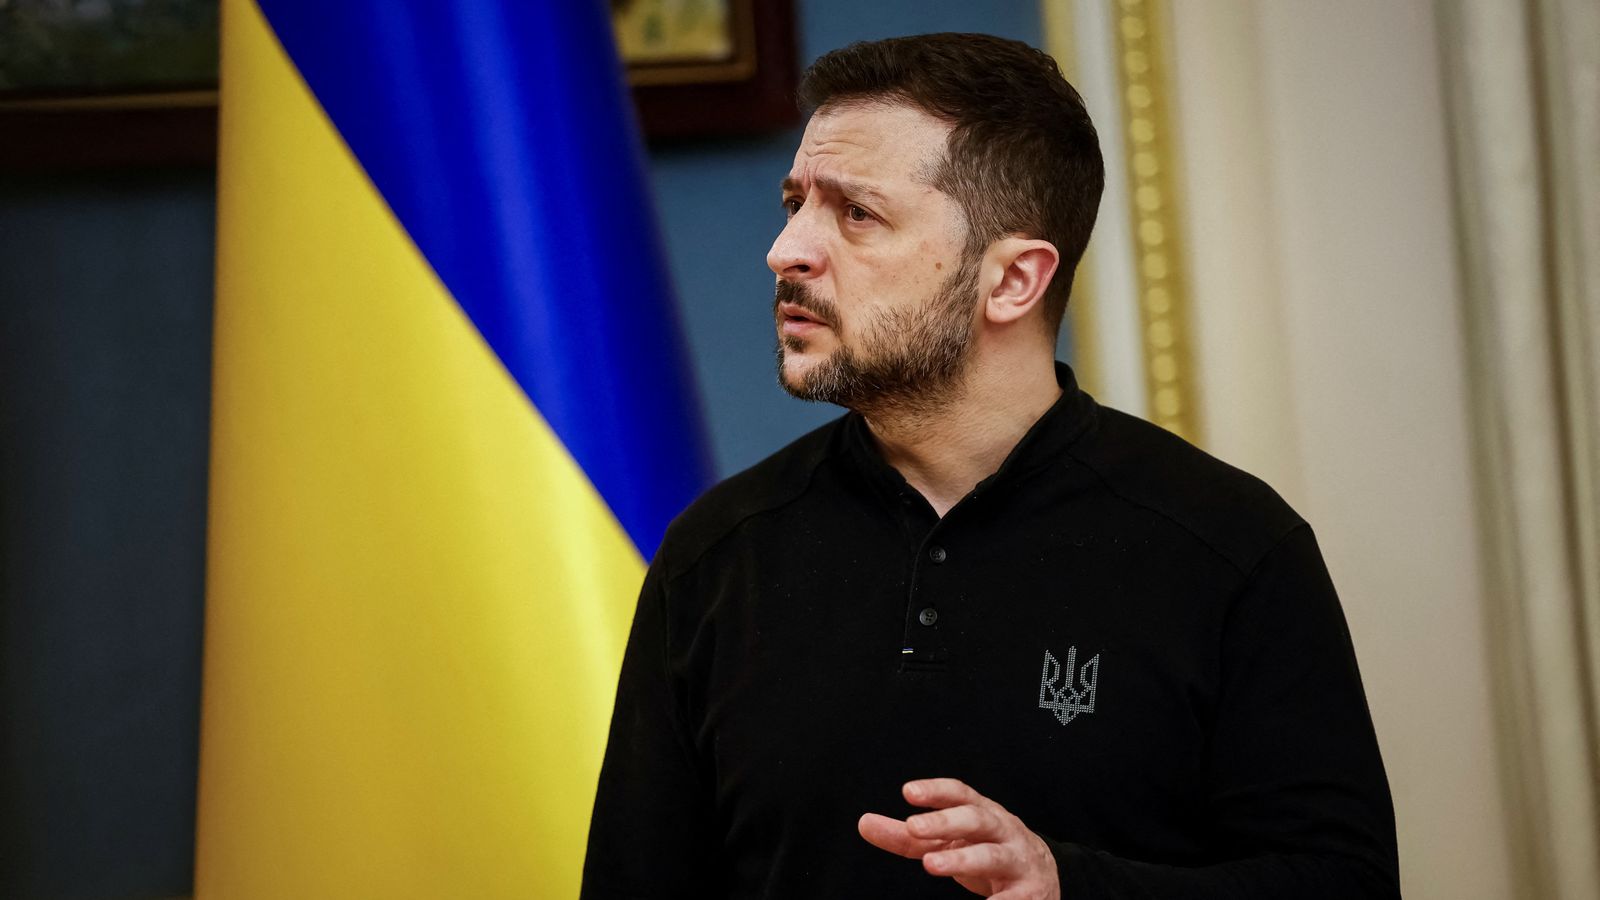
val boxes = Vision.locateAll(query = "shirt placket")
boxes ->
[897,491,952,673]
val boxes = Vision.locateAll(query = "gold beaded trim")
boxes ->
[1040,0,1107,400]
[1110,0,1198,442]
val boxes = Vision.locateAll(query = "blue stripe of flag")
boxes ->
[255,0,714,558]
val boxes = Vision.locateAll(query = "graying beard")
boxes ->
[776,257,979,417]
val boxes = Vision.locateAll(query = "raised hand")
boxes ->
[859,778,1060,899]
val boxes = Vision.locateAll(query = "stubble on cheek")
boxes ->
[775,247,982,413]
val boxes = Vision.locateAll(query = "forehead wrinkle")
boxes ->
[781,174,893,209]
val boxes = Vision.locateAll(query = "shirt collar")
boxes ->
[841,361,1097,505]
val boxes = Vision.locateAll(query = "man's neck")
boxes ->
[861,356,1062,517]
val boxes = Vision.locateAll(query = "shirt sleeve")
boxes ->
[1042,524,1401,899]
[580,561,718,899]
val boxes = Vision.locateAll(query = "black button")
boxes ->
[918,607,939,626]
[929,545,948,564]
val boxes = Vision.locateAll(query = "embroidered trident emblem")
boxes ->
[1038,647,1099,726]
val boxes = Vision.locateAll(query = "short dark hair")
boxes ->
[798,33,1104,333]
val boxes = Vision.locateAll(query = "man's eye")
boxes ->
[845,204,872,223]
[783,198,803,217]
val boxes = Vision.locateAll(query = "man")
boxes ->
[582,33,1399,899]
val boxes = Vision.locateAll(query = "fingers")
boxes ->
[867,780,1059,898]
[907,803,1007,843]
[903,777,983,809]
[857,812,947,859]
[922,841,1018,879]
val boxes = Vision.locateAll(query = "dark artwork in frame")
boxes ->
[616,0,801,142]
[0,0,798,170]
[0,0,220,169]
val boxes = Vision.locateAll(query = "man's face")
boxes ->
[767,102,981,413]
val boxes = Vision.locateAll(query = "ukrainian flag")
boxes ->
[195,1,711,896]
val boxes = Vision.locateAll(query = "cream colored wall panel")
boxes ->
[1169,2,1514,897]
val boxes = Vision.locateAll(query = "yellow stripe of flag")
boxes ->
[196,2,646,895]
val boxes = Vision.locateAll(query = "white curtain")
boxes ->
[1436,0,1600,897]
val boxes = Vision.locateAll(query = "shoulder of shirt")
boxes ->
[651,414,849,580]
[1066,402,1307,577]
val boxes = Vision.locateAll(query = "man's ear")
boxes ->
[982,237,1060,326]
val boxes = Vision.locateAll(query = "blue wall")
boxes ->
[653,0,1045,476]
[0,170,215,899]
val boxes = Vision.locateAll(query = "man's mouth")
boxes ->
[778,302,830,329]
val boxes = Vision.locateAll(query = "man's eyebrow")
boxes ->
[780,175,892,208]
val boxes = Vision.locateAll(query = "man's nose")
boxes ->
[766,209,824,280]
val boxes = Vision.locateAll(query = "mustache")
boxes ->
[774,280,840,326]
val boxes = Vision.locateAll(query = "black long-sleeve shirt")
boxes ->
[582,363,1399,898]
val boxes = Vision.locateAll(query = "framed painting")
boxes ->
[614,0,799,140]
[0,0,797,169]
[0,0,220,169]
